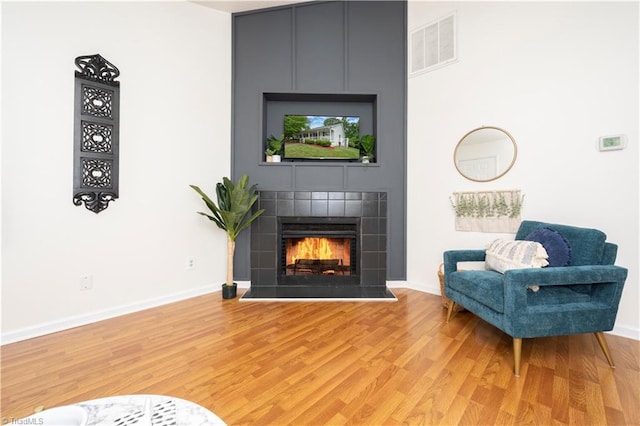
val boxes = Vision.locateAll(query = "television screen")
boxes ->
[283,115,360,160]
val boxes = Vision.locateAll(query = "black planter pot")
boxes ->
[221,283,238,299]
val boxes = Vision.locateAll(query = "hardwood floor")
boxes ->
[1,288,639,425]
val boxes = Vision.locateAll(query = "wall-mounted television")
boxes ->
[283,115,360,161]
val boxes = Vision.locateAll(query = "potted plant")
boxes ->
[190,175,265,299]
[266,134,284,162]
[359,134,375,163]
[264,147,275,162]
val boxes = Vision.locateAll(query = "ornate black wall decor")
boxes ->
[73,54,120,213]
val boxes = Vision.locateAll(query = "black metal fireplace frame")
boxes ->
[278,216,360,286]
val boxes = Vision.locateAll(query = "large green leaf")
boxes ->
[216,178,233,212]
[190,185,226,231]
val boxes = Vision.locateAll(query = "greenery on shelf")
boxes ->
[359,134,375,160]
[266,134,284,156]
[450,191,524,219]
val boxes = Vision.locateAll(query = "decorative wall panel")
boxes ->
[73,54,120,213]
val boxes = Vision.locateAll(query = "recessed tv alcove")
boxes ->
[263,92,377,163]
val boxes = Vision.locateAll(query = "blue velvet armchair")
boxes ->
[443,220,628,376]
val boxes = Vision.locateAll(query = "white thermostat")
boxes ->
[598,134,627,151]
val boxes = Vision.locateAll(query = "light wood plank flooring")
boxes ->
[1,289,639,425]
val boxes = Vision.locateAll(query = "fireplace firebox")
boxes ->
[279,217,359,285]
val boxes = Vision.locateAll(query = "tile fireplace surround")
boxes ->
[243,190,394,299]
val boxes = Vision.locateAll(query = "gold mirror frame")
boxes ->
[453,126,517,182]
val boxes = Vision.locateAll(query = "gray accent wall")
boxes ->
[232,1,407,280]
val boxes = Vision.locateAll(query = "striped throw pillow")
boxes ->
[485,239,549,274]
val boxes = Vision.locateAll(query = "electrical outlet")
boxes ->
[80,274,93,291]
[186,257,195,270]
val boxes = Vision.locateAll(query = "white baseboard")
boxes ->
[388,280,440,296]
[612,323,640,340]
[1,284,219,345]
[3,281,637,344]
[236,281,251,289]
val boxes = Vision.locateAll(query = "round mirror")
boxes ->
[453,126,517,182]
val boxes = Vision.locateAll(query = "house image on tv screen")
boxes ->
[298,122,348,147]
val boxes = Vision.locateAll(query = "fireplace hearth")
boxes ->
[243,191,393,299]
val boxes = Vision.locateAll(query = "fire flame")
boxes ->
[292,238,334,262]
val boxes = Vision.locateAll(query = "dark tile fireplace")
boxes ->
[243,191,394,299]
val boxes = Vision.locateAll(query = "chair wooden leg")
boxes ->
[513,338,522,377]
[594,332,615,368]
[446,301,455,323]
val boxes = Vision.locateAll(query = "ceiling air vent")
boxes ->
[409,12,457,77]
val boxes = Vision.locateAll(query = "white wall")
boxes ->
[1,1,231,341]
[406,1,639,339]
